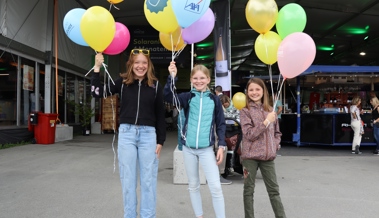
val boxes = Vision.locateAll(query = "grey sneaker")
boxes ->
[355,145,362,154]
[220,176,232,185]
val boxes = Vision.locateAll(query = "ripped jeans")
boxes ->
[182,145,225,218]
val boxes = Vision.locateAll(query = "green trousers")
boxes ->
[242,159,286,218]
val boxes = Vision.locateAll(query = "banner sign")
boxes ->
[212,0,231,96]
[128,26,173,63]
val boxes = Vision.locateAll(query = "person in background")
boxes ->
[369,91,377,110]
[165,63,226,218]
[215,85,223,97]
[91,50,166,218]
[239,78,286,218]
[370,96,379,155]
[217,94,238,185]
[220,94,237,113]
[350,96,364,154]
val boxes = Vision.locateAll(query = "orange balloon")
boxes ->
[108,0,123,4]
[245,0,278,34]
[232,92,246,110]
[159,27,186,51]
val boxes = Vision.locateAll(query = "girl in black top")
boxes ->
[91,50,166,217]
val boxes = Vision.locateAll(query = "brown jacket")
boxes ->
[239,102,281,161]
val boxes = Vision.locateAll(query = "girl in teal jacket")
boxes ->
[164,63,226,218]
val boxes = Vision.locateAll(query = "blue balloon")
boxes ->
[171,0,211,28]
[63,8,88,46]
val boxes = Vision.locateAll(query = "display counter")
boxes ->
[280,113,375,146]
[301,113,374,146]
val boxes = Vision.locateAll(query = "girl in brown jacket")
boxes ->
[239,78,286,218]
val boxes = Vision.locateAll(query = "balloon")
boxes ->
[103,22,130,55]
[277,32,316,79]
[182,8,215,44]
[144,0,179,33]
[254,31,281,65]
[245,0,278,34]
[171,0,211,28]
[80,6,115,52]
[63,8,88,46]
[159,27,186,51]
[276,3,307,39]
[108,0,123,4]
[232,92,246,110]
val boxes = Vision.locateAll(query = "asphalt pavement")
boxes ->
[1,130,379,218]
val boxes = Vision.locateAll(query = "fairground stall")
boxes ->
[280,65,379,147]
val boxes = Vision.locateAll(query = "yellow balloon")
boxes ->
[108,0,123,4]
[245,0,278,34]
[159,27,186,51]
[255,31,282,65]
[80,6,115,52]
[232,92,246,110]
[144,0,179,33]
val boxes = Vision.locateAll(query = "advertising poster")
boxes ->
[23,65,34,91]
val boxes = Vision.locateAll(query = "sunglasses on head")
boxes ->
[130,49,150,56]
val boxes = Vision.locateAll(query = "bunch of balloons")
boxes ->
[246,0,316,79]
[144,0,215,51]
[63,3,130,55]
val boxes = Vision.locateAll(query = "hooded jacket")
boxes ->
[239,101,281,161]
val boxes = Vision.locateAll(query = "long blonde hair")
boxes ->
[120,53,157,87]
[245,78,271,111]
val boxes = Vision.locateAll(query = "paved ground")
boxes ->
[1,131,379,218]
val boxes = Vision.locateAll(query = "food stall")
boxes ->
[280,65,379,147]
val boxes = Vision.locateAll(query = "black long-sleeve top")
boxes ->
[91,72,166,145]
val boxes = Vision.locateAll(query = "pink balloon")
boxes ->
[103,22,130,55]
[182,8,215,44]
[277,32,316,79]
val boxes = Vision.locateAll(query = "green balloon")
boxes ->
[276,3,307,39]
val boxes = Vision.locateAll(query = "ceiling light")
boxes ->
[317,45,334,51]
[360,52,366,56]
[196,42,213,48]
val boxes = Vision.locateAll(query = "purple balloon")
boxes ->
[182,8,215,44]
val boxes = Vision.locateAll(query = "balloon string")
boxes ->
[170,33,174,62]
[84,62,115,85]
[273,78,285,110]
[109,4,120,11]
[268,65,274,103]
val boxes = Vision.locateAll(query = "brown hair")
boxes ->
[245,78,271,111]
[220,94,231,104]
[120,52,157,87]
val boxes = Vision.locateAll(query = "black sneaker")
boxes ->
[355,145,362,154]
[373,150,379,155]
[351,150,356,154]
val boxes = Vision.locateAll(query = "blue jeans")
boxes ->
[182,146,225,218]
[118,124,159,218]
[373,124,379,150]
